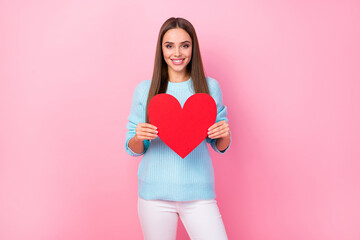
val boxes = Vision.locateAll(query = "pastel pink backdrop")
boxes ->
[1,0,359,239]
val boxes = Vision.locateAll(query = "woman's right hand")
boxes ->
[134,123,158,141]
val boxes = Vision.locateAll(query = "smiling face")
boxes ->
[162,28,192,78]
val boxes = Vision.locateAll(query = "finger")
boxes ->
[208,121,227,134]
[136,128,158,135]
[208,133,224,139]
[143,128,158,134]
[139,125,158,134]
[208,121,223,131]
[209,123,227,134]
[212,120,226,130]
[137,130,158,137]
[137,133,157,140]
[209,128,229,139]
[143,123,157,130]
[137,123,157,131]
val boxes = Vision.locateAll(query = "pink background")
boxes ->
[1,0,360,239]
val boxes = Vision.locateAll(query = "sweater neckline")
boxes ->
[167,77,192,87]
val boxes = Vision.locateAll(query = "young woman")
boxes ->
[125,17,231,240]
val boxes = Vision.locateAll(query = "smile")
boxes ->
[171,59,185,65]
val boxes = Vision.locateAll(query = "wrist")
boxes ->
[133,135,142,143]
[219,133,230,141]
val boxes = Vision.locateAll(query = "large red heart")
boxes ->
[148,93,217,158]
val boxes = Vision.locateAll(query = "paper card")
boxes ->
[149,93,217,158]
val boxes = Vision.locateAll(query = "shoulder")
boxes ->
[133,79,151,97]
[134,79,152,93]
[132,79,151,103]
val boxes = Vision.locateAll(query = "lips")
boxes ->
[171,58,185,65]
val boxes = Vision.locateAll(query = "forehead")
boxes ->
[162,28,191,43]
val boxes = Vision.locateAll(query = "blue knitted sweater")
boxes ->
[125,76,231,201]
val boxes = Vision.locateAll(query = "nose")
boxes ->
[175,46,181,56]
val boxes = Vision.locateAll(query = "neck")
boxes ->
[168,69,190,83]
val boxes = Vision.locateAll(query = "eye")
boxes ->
[165,45,172,49]
[183,44,190,48]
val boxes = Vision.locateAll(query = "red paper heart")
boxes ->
[148,93,217,158]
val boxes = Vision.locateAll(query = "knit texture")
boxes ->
[125,76,231,201]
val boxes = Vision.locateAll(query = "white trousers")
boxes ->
[137,196,228,240]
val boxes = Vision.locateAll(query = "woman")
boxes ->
[125,17,231,240]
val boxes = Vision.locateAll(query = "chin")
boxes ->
[169,62,189,71]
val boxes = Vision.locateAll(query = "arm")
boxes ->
[215,131,231,152]
[206,81,231,154]
[206,128,232,154]
[127,135,147,155]
[125,83,151,157]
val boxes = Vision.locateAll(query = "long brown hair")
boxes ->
[145,17,210,123]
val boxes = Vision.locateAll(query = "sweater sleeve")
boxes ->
[206,81,231,154]
[125,82,151,157]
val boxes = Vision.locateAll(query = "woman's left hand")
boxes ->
[207,120,230,139]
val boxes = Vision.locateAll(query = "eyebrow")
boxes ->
[163,40,192,45]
